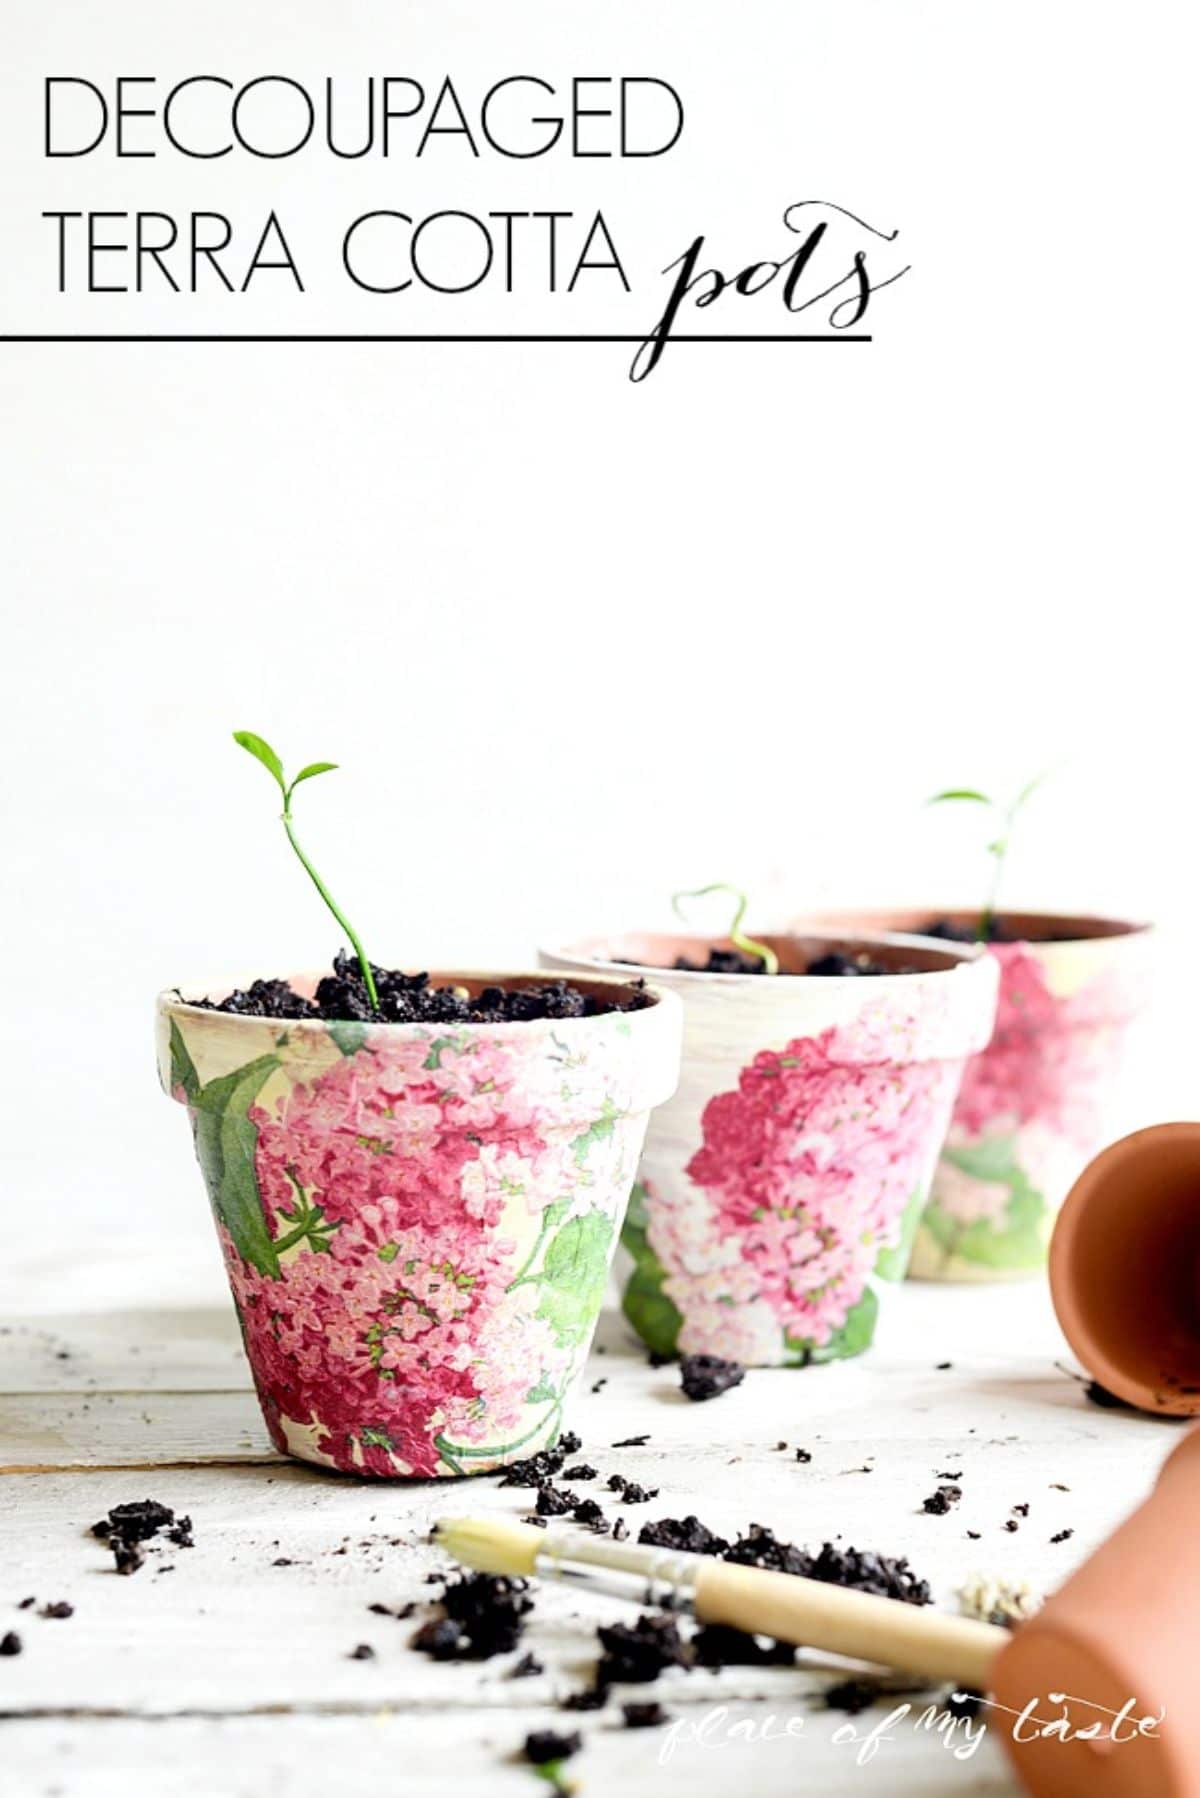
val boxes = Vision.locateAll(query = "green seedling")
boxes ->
[671,882,779,974]
[232,730,379,1011]
[927,773,1049,940]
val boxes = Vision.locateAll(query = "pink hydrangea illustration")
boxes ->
[650,1022,960,1359]
[952,946,1134,1147]
[212,1035,614,1475]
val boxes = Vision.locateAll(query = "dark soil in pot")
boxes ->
[183,951,652,1024]
[918,911,1145,946]
[921,916,1077,945]
[670,945,903,976]
[619,938,938,977]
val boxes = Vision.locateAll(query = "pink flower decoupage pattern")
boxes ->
[951,945,1126,1150]
[924,944,1140,1264]
[639,1006,960,1365]
[217,1029,631,1475]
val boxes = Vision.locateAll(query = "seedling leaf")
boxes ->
[232,730,379,1012]
[1013,770,1049,811]
[289,761,339,794]
[233,730,286,792]
[671,882,780,976]
[927,770,1054,938]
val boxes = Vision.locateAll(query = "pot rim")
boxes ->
[159,967,675,1035]
[539,929,991,985]
[793,907,1154,945]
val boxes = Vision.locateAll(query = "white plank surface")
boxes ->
[0,1246,1181,1798]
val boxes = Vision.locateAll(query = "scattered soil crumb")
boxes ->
[535,1486,579,1518]
[623,1701,670,1728]
[562,1687,608,1712]
[638,1516,730,1557]
[572,1498,608,1531]
[412,1573,533,1661]
[680,1355,745,1402]
[825,1679,882,1714]
[607,1475,659,1505]
[597,1614,692,1685]
[692,1624,793,1668]
[524,1729,581,1765]
[114,1542,145,1576]
[1084,1380,1126,1409]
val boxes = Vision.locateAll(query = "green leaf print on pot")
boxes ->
[190,1054,282,1277]
[620,1183,683,1358]
[873,1188,927,1282]
[784,1284,879,1364]
[169,1019,201,1103]
[921,1133,1049,1271]
[570,1099,621,1167]
[328,1020,368,1057]
[188,1052,340,1277]
[535,1211,614,1349]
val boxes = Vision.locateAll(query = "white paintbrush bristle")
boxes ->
[433,1514,547,1577]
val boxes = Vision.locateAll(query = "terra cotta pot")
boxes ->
[538,932,997,1367]
[790,910,1154,1283]
[993,1425,1200,1798]
[1049,1123,1200,1416]
[157,971,682,1477]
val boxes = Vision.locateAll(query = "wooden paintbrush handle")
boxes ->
[694,1561,1007,1688]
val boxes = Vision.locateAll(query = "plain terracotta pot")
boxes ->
[538,932,997,1367]
[992,1425,1200,1798]
[789,909,1154,1283]
[1049,1123,1200,1416]
[158,971,682,1478]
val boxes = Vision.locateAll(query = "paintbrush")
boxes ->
[433,1515,1006,1686]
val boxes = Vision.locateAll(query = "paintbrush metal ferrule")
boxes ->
[534,1529,703,1613]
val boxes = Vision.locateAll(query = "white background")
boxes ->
[1,0,1197,1268]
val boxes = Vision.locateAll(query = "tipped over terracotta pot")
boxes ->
[1049,1123,1200,1416]
[790,909,1154,1282]
[157,971,681,1478]
[538,932,997,1367]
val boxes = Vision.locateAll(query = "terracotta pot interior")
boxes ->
[584,933,974,976]
[809,908,1148,945]
[1061,1133,1200,1408]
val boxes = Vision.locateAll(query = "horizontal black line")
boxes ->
[0,332,870,344]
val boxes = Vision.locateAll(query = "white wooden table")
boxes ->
[0,1233,1177,1798]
